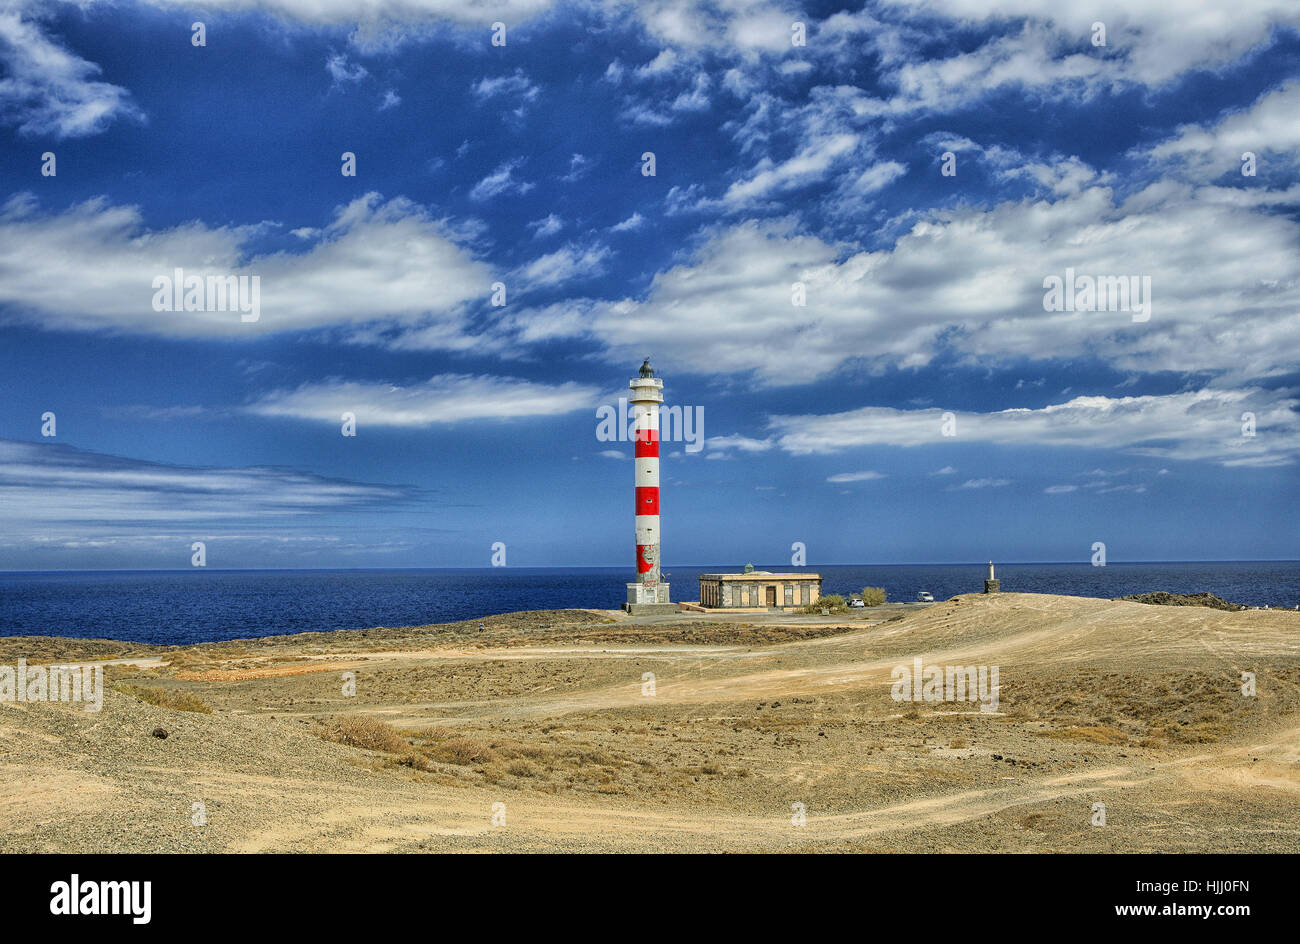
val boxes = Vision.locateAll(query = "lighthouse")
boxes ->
[625,358,674,613]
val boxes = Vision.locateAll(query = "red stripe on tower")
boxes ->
[636,486,659,516]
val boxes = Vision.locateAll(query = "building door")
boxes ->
[766,586,777,607]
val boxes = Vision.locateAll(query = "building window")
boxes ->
[800,583,810,605]
[784,585,793,606]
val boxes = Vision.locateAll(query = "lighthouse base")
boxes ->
[624,582,675,614]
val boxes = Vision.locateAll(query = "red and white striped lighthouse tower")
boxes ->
[626,358,672,612]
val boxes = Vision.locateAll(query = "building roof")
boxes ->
[698,572,821,580]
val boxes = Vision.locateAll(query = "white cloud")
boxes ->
[707,434,773,453]
[547,178,1300,386]
[854,1,1300,112]
[0,192,493,342]
[950,478,1011,490]
[636,49,680,76]
[622,99,675,126]
[767,388,1300,467]
[469,159,534,200]
[488,300,601,348]
[561,153,592,182]
[10,0,1293,154]
[247,374,600,426]
[529,213,564,238]
[1148,78,1300,180]
[138,0,554,31]
[0,438,411,526]
[472,69,540,103]
[326,52,368,86]
[723,133,858,206]
[826,470,886,482]
[0,3,142,138]
[632,0,802,55]
[513,242,610,288]
[851,160,907,193]
[611,212,645,232]
[671,73,710,111]
[155,0,783,59]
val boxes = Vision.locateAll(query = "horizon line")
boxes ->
[0,558,1295,575]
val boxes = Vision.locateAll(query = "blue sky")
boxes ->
[1,0,1298,570]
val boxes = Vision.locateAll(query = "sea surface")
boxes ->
[0,561,1296,645]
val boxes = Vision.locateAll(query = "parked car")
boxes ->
[849,597,865,608]
[916,591,935,602]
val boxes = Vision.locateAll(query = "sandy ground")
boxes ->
[1,593,1297,853]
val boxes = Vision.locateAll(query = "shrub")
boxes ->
[426,736,497,766]
[115,684,212,714]
[799,594,847,614]
[506,758,538,777]
[861,586,887,606]
[320,715,408,753]
[1118,591,1244,611]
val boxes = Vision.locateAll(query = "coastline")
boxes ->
[3,560,1298,646]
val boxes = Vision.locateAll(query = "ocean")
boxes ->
[0,561,1295,645]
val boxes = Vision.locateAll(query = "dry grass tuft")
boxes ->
[1038,724,1129,745]
[319,715,409,753]
[426,736,497,766]
[114,684,212,714]
[1001,668,1300,746]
